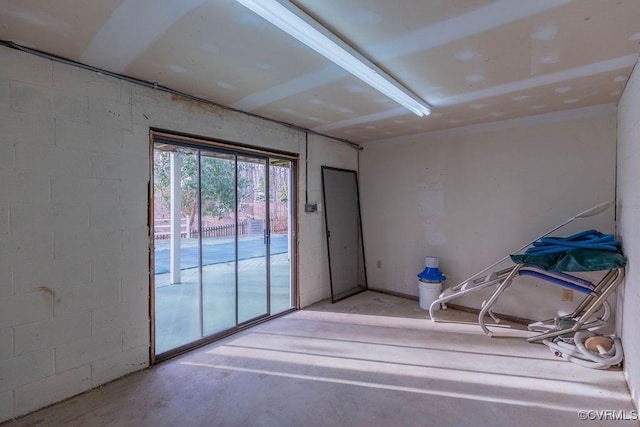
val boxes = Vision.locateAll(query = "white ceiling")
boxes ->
[1,0,639,145]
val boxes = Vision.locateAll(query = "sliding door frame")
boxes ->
[149,130,298,364]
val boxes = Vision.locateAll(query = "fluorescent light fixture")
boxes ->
[233,0,431,117]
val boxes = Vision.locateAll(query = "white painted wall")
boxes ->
[616,60,640,407]
[360,110,616,322]
[0,46,356,422]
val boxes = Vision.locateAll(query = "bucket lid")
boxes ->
[417,266,445,282]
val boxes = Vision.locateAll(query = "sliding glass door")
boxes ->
[269,159,293,314]
[152,139,295,358]
[237,156,269,323]
[201,150,237,336]
[152,146,202,351]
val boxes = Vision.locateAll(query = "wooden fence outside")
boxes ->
[155,217,288,239]
[154,218,189,240]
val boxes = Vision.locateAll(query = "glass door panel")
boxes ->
[201,151,237,336]
[237,156,268,323]
[152,136,295,359]
[269,159,292,314]
[153,144,202,354]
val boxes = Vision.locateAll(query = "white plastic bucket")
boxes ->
[418,280,442,310]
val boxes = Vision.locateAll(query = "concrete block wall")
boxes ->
[360,110,616,322]
[616,59,640,406]
[0,46,148,421]
[0,45,357,421]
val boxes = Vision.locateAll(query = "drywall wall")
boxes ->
[360,110,616,322]
[0,45,356,422]
[616,59,640,406]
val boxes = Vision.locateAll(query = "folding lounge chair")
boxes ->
[428,202,627,342]
[477,264,624,342]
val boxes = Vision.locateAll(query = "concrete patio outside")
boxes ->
[154,235,292,354]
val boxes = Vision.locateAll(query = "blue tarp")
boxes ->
[510,230,627,272]
[154,234,289,274]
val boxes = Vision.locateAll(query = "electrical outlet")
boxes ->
[561,289,573,302]
[376,260,382,269]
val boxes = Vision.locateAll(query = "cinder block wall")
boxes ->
[616,59,640,407]
[0,45,355,421]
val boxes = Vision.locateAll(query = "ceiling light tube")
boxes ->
[233,0,431,117]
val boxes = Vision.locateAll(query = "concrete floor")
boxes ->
[6,292,637,427]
